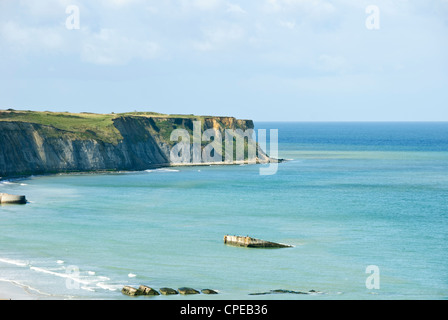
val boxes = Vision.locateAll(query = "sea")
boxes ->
[1,122,447,300]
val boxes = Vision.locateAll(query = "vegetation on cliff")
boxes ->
[0,110,121,144]
[0,109,265,178]
[0,109,252,144]
[0,109,252,146]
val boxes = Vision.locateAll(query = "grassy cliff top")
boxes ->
[0,109,121,143]
[0,109,238,144]
[0,109,230,123]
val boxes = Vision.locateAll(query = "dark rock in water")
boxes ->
[271,289,308,294]
[160,287,178,295]
[137,285,160,296]
[249,289,317,296]
[308,289,323,294]
[201,289,218,294]
[178,287,200,295]
[122,286,141,296]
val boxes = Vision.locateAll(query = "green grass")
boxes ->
[0,110,122,144]
[117,111,218,119]
[0,110,213,144]
[0,110,226,144]
[0,110,252,159]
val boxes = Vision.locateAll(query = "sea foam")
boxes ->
[0,257,29,267]
[145,168,180,173]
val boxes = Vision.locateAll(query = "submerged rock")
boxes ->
[160,287,178,295]
[270,289,308,294]
[122,286,140,296]
[137,285,160,296]
[249,289,321,296]
[201,289,218,294]
[178,287,200,295]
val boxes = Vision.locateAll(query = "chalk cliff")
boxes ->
[0,110,271,178]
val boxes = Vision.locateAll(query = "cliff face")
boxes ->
[0,111,268,178]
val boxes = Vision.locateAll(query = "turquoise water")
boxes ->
[1,122,447,300]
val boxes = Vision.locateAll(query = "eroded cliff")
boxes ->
[0,110,270,178]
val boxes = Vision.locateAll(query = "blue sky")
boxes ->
[0,0,447,121]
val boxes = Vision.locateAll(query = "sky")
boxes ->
[0,0,447,121]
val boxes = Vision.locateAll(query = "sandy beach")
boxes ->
[0,279,39,300]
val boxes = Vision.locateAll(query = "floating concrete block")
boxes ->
[0,193,27,204]
[223,235,292,248]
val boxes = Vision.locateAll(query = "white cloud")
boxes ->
[315,54,349,73]
[1,21,66,53]
[1,0,447,121]
[81,28,160,65]
[1,0,447,72]
[263,0,336,18]
[226,3,246,14]
[18,0,74,17]
[99,0,143,8]
[186,0,223,11]
[177,0,246,15]
[279,20,296,29]
[0,20,161,65]
[194,24,245,51]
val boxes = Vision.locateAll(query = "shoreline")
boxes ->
[0,158,285,182]
[0,279,40,300]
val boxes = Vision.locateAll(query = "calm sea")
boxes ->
[1,122,447,300]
